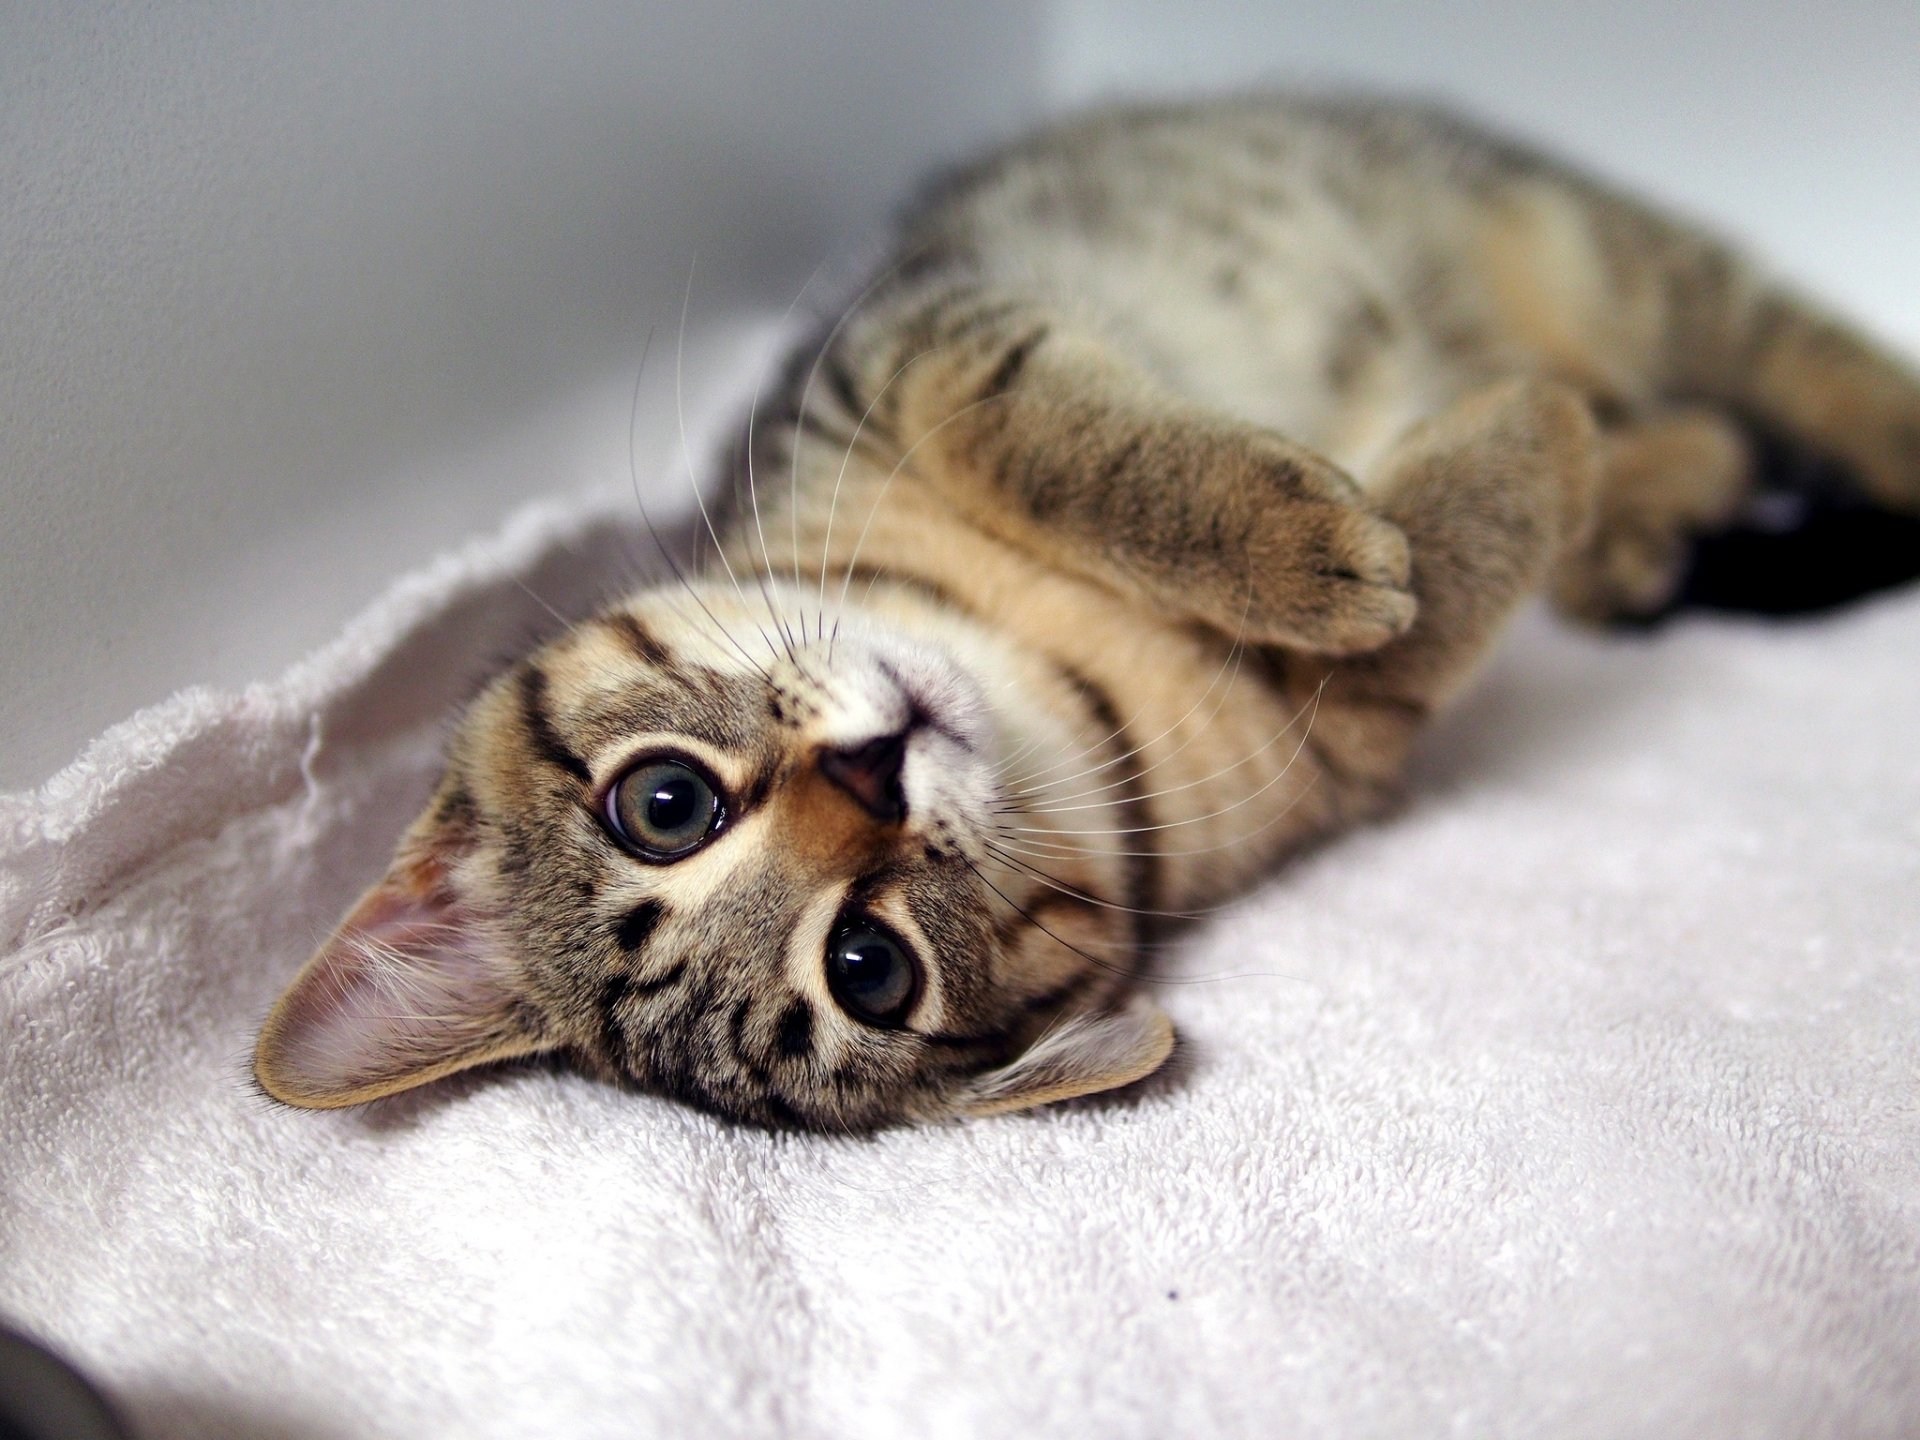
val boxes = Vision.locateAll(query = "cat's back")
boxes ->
[904,93,1530,238]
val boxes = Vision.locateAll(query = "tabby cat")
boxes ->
[254,96,1920,1130]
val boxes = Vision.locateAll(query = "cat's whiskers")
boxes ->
[814,341,943,647]
[980,659,1120,782]
[509,577,574,634]
[961,850,1306,988]
[986,721,1078,787]
[1002,678,1327,838]
[672,259,788,671]
[1005,656,1317,817]
[785,251,928,647]
[743,263,828,655]
[956,852,1141,984]
[828,388,1017,662]
[621,326,772,682]
[997,564,1257,793]
[977,841,1211,921]
[990,768,1324,861]
[999,584,1258,804]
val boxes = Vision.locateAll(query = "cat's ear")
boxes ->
[955,993,1175,1117]
[254,813,547,1108]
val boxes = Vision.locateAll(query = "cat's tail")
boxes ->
[1650,252,1920,613]
[1673,268,1920,514]
[1471,158,1920,616]
[1551,218,1920,614]
[1501,149,1920,521]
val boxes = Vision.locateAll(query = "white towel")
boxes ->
[4,377,1918,1438]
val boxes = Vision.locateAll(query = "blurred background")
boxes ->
[3,0,1915,790]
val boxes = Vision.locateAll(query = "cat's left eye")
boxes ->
[825,920,921,1028]
[605,757,724,860]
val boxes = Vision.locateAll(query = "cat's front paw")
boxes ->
[1240,503,1416,654]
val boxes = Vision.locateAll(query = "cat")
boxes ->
[253,94,1920,1130]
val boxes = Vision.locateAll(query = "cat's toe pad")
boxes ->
[1243,508,1417,653]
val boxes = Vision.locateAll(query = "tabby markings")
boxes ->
[1050,660,1159,928]
[822,351,865,423]
[728,998,773,1085]
[615,900,665,953]
[600,611,673,669]
[775,999,815,1059]
[597,902,681,1072]
[975,326,1050,405]
[518,666,591,786]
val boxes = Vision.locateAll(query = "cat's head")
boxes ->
[255,580,1173,1130]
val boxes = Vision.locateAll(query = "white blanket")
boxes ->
[4,397,1919,1438]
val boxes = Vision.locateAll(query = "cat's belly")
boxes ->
[976,205,1465,484]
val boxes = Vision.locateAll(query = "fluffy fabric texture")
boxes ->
[3,391,1918,1439]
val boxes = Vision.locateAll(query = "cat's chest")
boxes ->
[778,480,1324,902]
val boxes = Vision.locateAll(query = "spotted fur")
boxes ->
[256,95,1920,1129]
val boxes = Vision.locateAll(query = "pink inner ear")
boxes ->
[263,879,529,1104]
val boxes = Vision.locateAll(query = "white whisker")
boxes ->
[672,258,782,669]
[1001,678,1328,837]
[1004,581,1258,804]
[622,327,771,681]
[816,342,943,636]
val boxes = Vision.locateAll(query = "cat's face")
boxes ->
[255,581,1173,1130]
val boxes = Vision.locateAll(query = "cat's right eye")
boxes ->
[605,757,725,861]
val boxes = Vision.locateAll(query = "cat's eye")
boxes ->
[825,920,920,1028]
[605,757,724,860]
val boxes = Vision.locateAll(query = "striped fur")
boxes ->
[257,95,1920,1129]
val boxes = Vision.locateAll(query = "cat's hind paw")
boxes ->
[1551,408,1750,622]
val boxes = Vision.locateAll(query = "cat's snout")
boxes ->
[817,729,911,824]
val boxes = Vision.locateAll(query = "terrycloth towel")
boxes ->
[3,379,1919,1438]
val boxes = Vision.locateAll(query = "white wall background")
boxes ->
[0,1,1044,788]
[3,0,1914,789]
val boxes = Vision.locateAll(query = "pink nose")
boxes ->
[818,732,908,823]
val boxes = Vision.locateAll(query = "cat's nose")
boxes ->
[818,730,909,823]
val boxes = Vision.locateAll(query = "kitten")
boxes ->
[254,95,1920,1130]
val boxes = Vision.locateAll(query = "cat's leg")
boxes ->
[1551,406,1751,621]
[1296,377,1600,801]
[870,296,1417,655]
